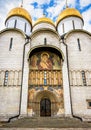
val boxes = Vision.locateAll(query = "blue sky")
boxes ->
[0,0,91,32]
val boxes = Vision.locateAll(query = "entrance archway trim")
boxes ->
[33,90,60,103]
[27,45,65,61]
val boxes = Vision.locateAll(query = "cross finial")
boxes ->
[20,0,23,7]
[66,0,68,8]
[43,10,46,17]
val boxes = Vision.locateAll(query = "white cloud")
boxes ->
[0,0,91,33]
[82,7,91,32]
[46,1,64,20]
[80,0,91,8]
[23,0,51,21]
[23,0,51,5]
[5,3,16,13]
[0,0,19,30]
[67,0,76,7]
[0,15,5,30]
[46,0,77,21]
[24,4,43,21]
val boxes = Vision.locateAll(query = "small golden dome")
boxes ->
[34,17,55,27]
[5,7,32,25]
[56,7,83,25]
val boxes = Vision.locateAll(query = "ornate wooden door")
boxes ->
[40,98,51,116]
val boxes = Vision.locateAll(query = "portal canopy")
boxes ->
[28,46,64,61]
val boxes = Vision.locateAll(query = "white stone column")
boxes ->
[20,43,29,116]
[61,43,72,117]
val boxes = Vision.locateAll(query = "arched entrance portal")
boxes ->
[40,98,51,116]
[27,48,64,117]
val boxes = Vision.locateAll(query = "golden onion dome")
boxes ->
[56,7,83,26]
[34,17,55,27]
[5,7,32,25]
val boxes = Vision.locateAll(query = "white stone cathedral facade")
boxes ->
[0,6,91,122]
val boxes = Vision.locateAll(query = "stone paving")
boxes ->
[0,128,91,130]
[0,117,91,130]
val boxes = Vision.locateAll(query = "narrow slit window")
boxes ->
[44,38,47,45]
[4,70,9,86]
[81,70,87,86]
[72,20,75,29]
[77,38,81,51]
[14,20,17,28]
[24,23,27,32]
[62,23,64,33]
[9,38,13,51]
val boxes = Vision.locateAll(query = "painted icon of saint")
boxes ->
[38,52,53,70]
[30,55,38,69]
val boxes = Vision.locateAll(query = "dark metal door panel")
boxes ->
[40,98,51,116]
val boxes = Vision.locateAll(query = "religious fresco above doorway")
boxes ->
[28,51,62,86]
[29,51,62,70]
[28,51,64,116]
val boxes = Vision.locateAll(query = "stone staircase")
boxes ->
[0,117,91,129]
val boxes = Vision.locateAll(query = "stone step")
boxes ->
[0,128,91,130]
[0,117,91,128]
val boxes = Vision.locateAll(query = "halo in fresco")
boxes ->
[29,51,62,70]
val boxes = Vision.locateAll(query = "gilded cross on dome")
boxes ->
[66,0,68,8]
[20,0,23,7]
[43,10,46,17]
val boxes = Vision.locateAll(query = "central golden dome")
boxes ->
[34,17,55,27]
[5,7,32,25]
[56,7,83,25]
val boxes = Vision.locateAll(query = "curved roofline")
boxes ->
[0,28,26,38]
[5,15,32,27]
[56,7,84,27]
[30,28,60,40]
[65,29,91,39]
[33,90,60,103]
[27,45,65,61]
[33,17,55,28]
[5,7,32,26]
[56,15,84,27]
